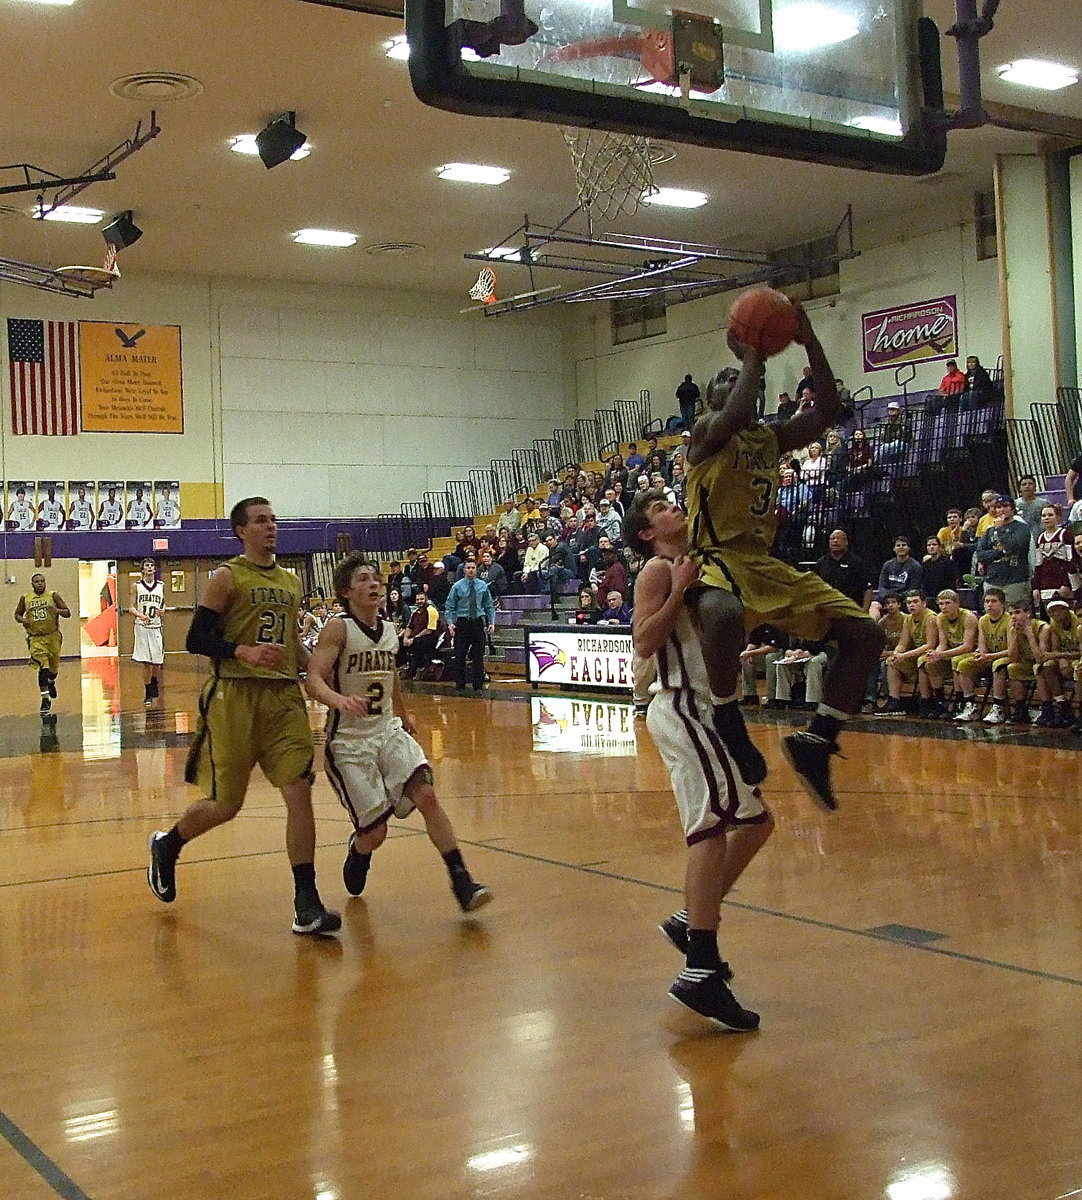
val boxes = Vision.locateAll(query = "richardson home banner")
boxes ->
[861,295,958,373]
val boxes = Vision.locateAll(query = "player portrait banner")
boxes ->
[126,481,154,529]
[861,295,958,373]
[6,480,37,531]
[6,318,80,436]
[78,321,183,433]
[37,481,67,531]
[67,481,96,530]
[97,481,126,531]
[154,480,181,528]
[525,627,633,691]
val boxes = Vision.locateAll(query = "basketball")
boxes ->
[728,287,799,358]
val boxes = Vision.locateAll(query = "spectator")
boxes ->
[599,589,631,624]
[791,365,814,400]
[544,479,562,509]
[936,508,965,556]
[596,497,622,542]
[540,505,564,539]
[542,532,575,616]
[455,525,480,560]
[649,471,677,506]
[599,545,629,600]
[950,506,982,577]
[445,559,496,693]
[838,427,875,495]
[739,625,787,706]
[519,531,549,593]
[975,489,1000,537]
[801,441,827,487]
[1014,474,1048,533]
[608,484,626,518]
[1065,450,1082,505]
[571,586,602,625]
[382,588,411,629]
[576,510,602,580]
[408,551,434,596]
[824,429,847,487]
[604,453,629,492]
[645,435,666,471]
[938,358,966,398]
[834,378,856,434]
[477,549,507,606]
[426,562,453,611]
[495,533,521,582]
[454,547,478,580]
[921,536,959,597]
[872,537,923,617]
[385,559,405,601]
[877,400,910,466]
[775,468,811,561]
[972,495,1032,604]
[813,529,874,608]
[670,460,687,509]
[676,373,701,430]
[960,354,993,410]
[773,639,832,709]
[401,593,447,678]
[625,442,645,471]
[775,392,797,423]
[1031,503,1080,610]
[496,497,522,537]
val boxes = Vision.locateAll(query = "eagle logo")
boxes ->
[530,641,567,675]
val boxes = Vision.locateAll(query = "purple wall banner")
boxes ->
[862,295,958,373]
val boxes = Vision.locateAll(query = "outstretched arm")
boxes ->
[776,307,839,453]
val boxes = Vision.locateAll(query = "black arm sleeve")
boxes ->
[186,606,237,660]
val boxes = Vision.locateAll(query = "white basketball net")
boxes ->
[562,127,660,222]
[468,265,497,302]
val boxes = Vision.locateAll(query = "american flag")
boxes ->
[6,318,80,436]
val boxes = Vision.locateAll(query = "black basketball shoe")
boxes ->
[451,871,493,913]
[658,913,733,981]
[292,898,342,936]
[669,968,760,1031]
[782,731,840,812]
[147,830,177,903]
[342,836,371,897]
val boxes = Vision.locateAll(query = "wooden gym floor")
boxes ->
[0,655,1079,1200]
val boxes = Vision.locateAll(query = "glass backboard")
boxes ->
[406,0,947,174]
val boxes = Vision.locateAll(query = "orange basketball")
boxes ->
[728,287,799,358]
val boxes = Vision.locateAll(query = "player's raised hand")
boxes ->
[726,326,753,361]
[793,303,816,346]
[671,555,700,595]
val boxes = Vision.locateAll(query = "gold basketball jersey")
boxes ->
[940,611,968,650]
[687,423,780,557]
[1052,613,1080,653]
[216,556,302,680]
[23,590,59,637]
[904,608,934,649]
[979,611,1010,655]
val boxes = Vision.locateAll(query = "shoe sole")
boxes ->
[292,911,343,935]
[667,989,759,1032]
[460,886,493,913]
[781,738,838,813]
[146,831,175,903]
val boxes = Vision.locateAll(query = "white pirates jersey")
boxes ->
[9,500,34,530]
[158,498,180,526]
[69,499,93,529]
[39,499,64,529]
[128,499,152,526]
[99,500,123,527]
[325,616,399,742]
[651,606,712,700]
[135,580,164,628]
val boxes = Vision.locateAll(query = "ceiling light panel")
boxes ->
[293,229,357,247]
[437,163,510,185]
[36,204,103,223]
[995,60,1079,90]
[642,188,708,208]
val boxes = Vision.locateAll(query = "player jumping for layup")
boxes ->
[305,553,492,913]
[686,309,883,810]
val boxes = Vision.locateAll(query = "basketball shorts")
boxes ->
[646,687,769,845]
[185,677,314,811]
[324,720,429,834]
[892,656,919,683]
[922,653,961,684]
[133,623,164,665]
[27,632,61,674]
[953,654,993,681]
[694,550,866,641]
[991,656,1038,681]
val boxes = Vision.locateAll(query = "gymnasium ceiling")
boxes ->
[1,0,1080,302]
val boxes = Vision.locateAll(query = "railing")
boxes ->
[533,437,561,483]
[470,468,498,514]
[575,418,600,463]
[492,458,526,504]
[447,480,477,521]
[555,426,582,468]
[516,447,542,491]
[1056,387,1082,464]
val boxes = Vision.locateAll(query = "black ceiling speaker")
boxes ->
[102,210,143,249]
[255,112,307,169]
